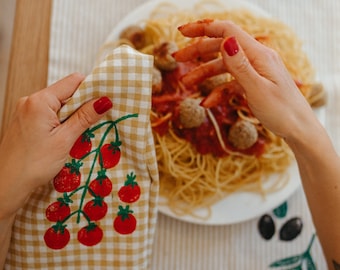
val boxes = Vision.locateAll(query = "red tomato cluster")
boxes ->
[113,172,141,235]
[44,123,124,249]
[45,167,114,249]
[44,116,141,250]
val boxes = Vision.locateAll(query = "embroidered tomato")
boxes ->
[77,223,103,246]
[46,199,71,222]
[83,198,108,221]
[44,223,70,249]
[113,205,137,235]
[118,172,140,203]
[69,129,94,159]
[99,142,121,169]
[88,170,112,197]
[53,159,82,192]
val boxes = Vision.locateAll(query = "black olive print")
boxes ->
[258,214,275,240]
[279,217,303,241]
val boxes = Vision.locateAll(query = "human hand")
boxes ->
[0,73,113,219]
[174,20,318,140]
[175,21,340,268]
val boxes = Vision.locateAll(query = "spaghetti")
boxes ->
[108,1,325,219]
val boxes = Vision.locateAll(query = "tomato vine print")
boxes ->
[44,113,141,249]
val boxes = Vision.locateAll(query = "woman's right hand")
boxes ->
[175,20,340,268]
[173,20,319,142]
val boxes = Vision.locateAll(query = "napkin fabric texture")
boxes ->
[5,45,159,270]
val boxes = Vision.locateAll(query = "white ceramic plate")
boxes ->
[105,0,302,225]
[158,162,300,225]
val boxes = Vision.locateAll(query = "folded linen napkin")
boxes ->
[5,45,159,270]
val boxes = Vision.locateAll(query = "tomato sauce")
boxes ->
[151,62,266,157]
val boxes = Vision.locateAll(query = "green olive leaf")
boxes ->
[273,201,288,218]
[269,255,301,267]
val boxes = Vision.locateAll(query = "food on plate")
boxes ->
[228,120,258,150]
[119,25,146,49]
[108,1,326,219]
[153,41,179,71]
[179,98,206,128]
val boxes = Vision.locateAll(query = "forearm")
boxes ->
[287,122,340,269]
[0,215,15,269]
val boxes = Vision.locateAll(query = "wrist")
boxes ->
[284,114,336,162]
[0,162,32,219]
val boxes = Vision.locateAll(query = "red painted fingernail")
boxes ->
[223,36,239,56]
[93,96,112,114]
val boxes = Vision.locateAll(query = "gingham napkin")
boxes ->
[5,45,159,270]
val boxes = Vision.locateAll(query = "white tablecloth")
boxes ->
[48,1,340,268]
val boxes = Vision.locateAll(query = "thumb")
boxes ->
[61,96,113,142]
[221,36,262,91]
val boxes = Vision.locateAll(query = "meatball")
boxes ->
[153,42,178,71]
[119,25,146,49]
[198,73,229,96]
[228,120,258,150]
[179,98,206,128]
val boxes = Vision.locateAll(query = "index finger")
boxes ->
[178,20,260,54]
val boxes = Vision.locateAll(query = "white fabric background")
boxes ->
[49,0,340,269]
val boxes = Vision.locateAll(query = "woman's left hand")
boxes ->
[0,73,113,219]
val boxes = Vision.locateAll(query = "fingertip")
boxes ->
[177,20,212,37]
[47,72,86,101]
[67,72,86,83]
[177,24,185,32]
[222,36,239,57]
[56,72,85,87]
[93,96,113,115]
[220,36,243,67]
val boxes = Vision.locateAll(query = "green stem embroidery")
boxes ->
[56,113,138,225]
[269,233,317,269]
[60,209,91,224]
[76,121,115,223]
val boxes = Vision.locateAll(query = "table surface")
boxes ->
[4,0,340,269]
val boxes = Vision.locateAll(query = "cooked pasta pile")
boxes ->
[106,0,325,219]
